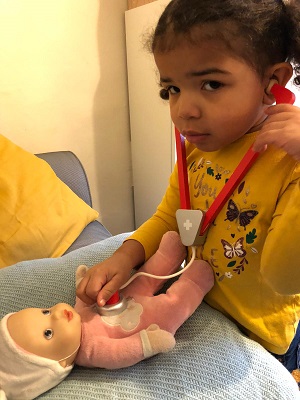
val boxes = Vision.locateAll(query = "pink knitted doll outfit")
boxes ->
[75,231,214,369]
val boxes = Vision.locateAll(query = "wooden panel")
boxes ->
[128,0,157,9]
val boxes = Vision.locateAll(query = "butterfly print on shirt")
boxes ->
[225,199,258,229]
[221,238,247,259]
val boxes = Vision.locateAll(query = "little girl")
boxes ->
[77,0,300,377]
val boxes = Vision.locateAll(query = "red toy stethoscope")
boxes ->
[97,81,295,316]
[176,81,295,246]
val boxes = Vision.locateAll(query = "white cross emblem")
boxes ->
[183,219,193,231]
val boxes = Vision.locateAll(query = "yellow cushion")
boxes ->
[0,134,99,268]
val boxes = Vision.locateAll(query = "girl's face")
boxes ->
[154,38,269,152]
[7,303,81,366]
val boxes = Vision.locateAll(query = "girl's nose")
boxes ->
[177,94,201,120]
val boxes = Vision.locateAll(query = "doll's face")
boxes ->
[7,303,81,366]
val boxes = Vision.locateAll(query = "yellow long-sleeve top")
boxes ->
[129,131,300,354]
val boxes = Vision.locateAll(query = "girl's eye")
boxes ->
[167,86,180,95]
[159,88,169,100]
[203,81,223,91]
[44,329,53,340]
[159,85,180,100]
[42,309,51,315]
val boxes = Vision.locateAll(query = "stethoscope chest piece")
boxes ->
[96,295,128,316]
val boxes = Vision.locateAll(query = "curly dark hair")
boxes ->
[150,0,300,90]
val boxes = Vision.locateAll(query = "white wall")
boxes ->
[0,0,134,235]
[126,0,173,227]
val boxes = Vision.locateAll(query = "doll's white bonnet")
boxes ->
[0,313,73,400]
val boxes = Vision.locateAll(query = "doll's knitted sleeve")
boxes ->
[76,319,177,369]
[75,325,148,369]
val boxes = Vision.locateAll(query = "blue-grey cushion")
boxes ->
[1,234,299,400]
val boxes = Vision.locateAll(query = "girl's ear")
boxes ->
[263,62,293,105]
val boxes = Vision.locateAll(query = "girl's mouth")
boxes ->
[183,131,210,144]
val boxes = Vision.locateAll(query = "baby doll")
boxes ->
[0,303,81,400]
[74,231,214,368]
[0,231,214,399]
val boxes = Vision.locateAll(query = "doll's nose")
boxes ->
[51,308,63,320]
[51,303,71,320]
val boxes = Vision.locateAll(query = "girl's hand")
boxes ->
[253,104,300,161]
[76,255,133,307]
[76,239,145,307]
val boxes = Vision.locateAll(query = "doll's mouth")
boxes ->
[64,309,73,321]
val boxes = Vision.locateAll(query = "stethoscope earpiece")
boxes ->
[265,77,295,104]
[265,78,279,95]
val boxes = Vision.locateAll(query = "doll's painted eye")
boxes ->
[42,309,51,315]
[44,329,53,340]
